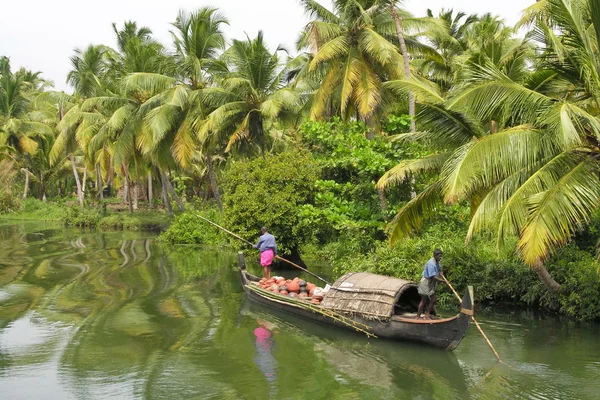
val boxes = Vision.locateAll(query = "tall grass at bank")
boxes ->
[0,198,170,231]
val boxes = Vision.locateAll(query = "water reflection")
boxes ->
[0,223,599,399]
[253,319,277,398]
[241,301,468,399]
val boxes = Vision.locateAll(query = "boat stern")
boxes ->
[459,285,474,317]
[445,285,474,351]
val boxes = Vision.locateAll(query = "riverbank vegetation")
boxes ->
[2,0,600,319]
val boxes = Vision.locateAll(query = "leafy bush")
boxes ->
[63,206,102,228]
[99,212,170,231]
[158,207,227,245]
[16,198,66,220]
[0,160,22,214]
[383,114,412,134]
[296,119,419,242]
[222,151,321,255]
[299,118,410,182]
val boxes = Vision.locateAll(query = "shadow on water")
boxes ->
[0,223,600,399]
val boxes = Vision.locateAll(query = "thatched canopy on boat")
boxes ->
[321,272,418,320]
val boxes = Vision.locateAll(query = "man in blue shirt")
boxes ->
[254,227,278,279]
[416,249,444,319]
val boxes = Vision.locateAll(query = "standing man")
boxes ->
[416,249,444,319]
[254,226,277,279]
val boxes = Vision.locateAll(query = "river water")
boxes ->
[0,223,599,399]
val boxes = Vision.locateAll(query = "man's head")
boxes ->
[433,249,443,262]
[261,226,268,234]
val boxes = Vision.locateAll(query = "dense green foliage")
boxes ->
[295,119,413,244]
[0,161,23,214]
[4,1,600,319]
[159,207,226,245]
[0,198,65,220]
[312,205,600,320]
[222,151,321,255]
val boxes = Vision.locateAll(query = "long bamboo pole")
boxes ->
[441,274,503,363]
[195,214,331,285]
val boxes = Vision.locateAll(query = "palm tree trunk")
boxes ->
[96,163,104,200]
[532,259,561,292]
[206,153,223,211]
[160,169,185,212]
[107,154,114,197]
[69,154,83,207]
[123,177,129,203]
[133,182,139,210]
[82,169,87,204]
[159,169,174,218]
[122,164,129,204]
[378,189,387,211]
[21,169,30,199]
[390,4,416,133]
[126,174,133,214]
[147,173,153,209]
[491,120,498,134]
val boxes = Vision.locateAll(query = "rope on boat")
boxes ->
[246,284,378,339]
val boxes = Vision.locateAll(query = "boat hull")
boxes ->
[239,269,473,350]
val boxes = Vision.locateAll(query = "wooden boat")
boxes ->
[238,253,473,350]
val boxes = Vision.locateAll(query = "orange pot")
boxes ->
[286,281,300,293]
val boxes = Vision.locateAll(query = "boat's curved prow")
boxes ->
[446,285,474,351]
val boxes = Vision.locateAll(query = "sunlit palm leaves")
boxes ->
[138,8,229,168]
[66,45,112,98]
[298,0,404,121]
[380,0,600,281]
[199,32,300,154]
[0,58,55,155]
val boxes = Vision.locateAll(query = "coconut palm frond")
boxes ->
[519,158,600,265]
[442,125,556,203]
[384,77,444,104]
[389,181,445,244]
[309,36,350,70]
[377,152,450,190]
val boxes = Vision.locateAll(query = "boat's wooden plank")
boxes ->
[392,315,459,324]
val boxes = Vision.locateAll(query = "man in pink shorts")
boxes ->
[254,226,278,279]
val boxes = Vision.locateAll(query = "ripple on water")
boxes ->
[2,226,600,399]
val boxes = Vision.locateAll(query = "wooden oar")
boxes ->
[195,214,331,285]
[440,274,504,364]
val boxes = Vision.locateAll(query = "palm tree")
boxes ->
[112,21,153,53]
[66,45,112,98]
[378,0,600,292]
[136,8,229,210]
[54,22,174,210]
[64,44,115,202]
[297,0,404,126]
[0,57,54,156]
[418,9,479,93]
[199,31,301,156]
[297,0,444,134]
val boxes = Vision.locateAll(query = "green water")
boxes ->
[0,224,599,399]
